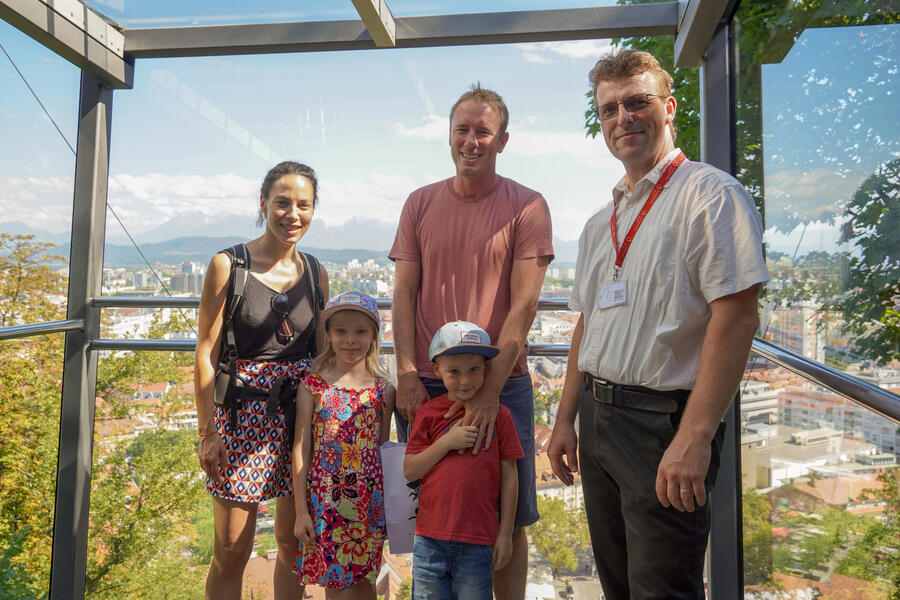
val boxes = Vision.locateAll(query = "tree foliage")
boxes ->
[0,235,67,595]
[742,490,774,586]
[528,497,590,577]
[829,158,900,362]
[1,235,208,598]
[838,470,900,598]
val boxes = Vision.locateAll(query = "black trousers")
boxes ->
[578,384,725,600]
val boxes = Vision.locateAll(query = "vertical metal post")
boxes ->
[701,23,744,600]
[50,71,112,600]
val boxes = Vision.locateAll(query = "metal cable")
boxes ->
[1,39,198,338]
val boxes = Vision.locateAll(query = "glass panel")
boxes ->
[0,19,80,598]
[388,0,658,17]
[84,0,358,29]
[734,1,899,595]
[102,38,619,593]
[84,0,662,27]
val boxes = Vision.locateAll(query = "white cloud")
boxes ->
[394,115,448,141]
[106,173,259,234]
[316,174,419,227]
[505,127,614,169]
[0,176,75,233]
[765,167,860,202]
[518,40,612,64]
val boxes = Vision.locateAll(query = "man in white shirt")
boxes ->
[548,49,768,599]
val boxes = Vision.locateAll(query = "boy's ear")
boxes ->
[430,360,441,377]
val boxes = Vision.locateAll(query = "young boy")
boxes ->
[404,321,523,599]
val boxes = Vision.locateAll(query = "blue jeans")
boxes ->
[412,535,493,600]
[395,373,539,528]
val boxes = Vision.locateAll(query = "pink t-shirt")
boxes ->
[389,176,554,378]
[406,395,524,546]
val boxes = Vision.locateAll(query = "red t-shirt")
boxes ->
[406,394,524,546]
[389,176,554,379]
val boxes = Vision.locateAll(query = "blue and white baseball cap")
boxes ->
[428,321,499,361]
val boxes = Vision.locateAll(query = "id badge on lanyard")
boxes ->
[598,279,626,309]
[602,152,685,310]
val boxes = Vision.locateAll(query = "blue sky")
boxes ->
[1,8,897,256]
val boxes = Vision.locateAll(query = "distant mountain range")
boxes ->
[2,219,579,266]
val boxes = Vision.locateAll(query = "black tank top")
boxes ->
[225,248,317,362]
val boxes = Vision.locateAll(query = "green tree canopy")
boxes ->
[528,497,590,577]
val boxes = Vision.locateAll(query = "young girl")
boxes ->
[292,291,396,598]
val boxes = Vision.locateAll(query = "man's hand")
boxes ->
[445,387,499,454]
[294,511,316,548]
[548,421,579,486]
[198,433,226,484]
[441,420,479,451]
[396,371,429,427]
[492,533,513,571]
[655,432,711,512]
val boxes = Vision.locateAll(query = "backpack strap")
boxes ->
[298,251,324,356]
[219,243,249,429]
[299,251,325,311]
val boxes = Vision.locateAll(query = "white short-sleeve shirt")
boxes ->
[570,149,769,390]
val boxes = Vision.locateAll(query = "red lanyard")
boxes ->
[610,151,686,281]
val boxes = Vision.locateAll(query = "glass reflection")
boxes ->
[735,2,899,596]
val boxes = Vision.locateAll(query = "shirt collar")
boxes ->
[612,148,684,204]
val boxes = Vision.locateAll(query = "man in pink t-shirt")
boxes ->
[389,85,554,599]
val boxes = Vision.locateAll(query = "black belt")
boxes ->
[584,374,689,414]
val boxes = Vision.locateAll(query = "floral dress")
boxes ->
[295,373,387,589]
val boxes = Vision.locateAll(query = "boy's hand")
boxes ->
[294,512,316,548]
[441,420,478,451]
[492,533,513,571]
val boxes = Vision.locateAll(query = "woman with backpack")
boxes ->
[194,161,328,599]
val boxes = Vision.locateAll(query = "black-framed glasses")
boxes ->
[594,93,658,121]
[270,292,295,345]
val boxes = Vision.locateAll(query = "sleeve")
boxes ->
[685,180,770,303]
[405,411,432,454]
[389,192,422,263]
[496,407,524,461]
[513,194,555,262]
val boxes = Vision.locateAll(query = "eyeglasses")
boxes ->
[270,292,295,345]
[594,93,658,121]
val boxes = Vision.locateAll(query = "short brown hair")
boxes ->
[449,84,509,136]
[589,49,675,139]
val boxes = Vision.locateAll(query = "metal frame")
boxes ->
[351,0,396,48]
[49,71,112,600]
[0,319,83,340]
[674,0,732,68]
[0,0,132,88]
[2,1,897,598]
[701,23,743,600]
[124,4,679,58]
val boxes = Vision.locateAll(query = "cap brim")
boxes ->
[431,345,500,361]
[323,304,379,326]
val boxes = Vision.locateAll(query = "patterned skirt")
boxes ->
[205,358,310,503]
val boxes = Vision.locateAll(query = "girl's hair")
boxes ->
[313,312,387,379]
[257,161,319,226]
